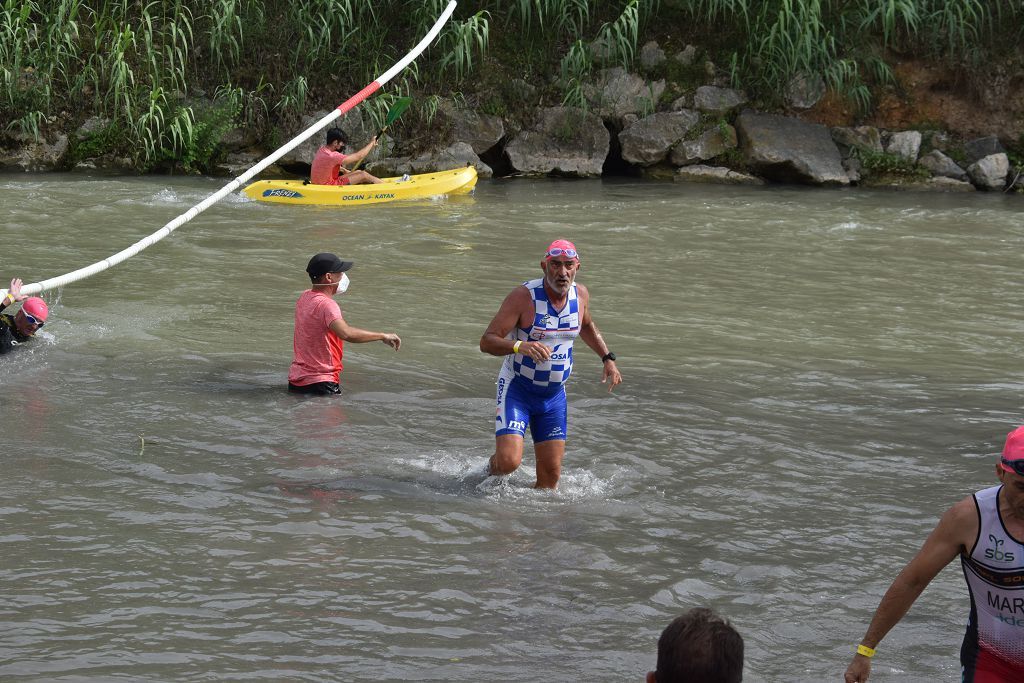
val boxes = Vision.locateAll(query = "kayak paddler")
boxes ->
[310,128,383,186]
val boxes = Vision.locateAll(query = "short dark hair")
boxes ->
[326,127,347,145]
[655,608,743,683]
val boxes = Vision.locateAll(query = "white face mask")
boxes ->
[335,272,350,293]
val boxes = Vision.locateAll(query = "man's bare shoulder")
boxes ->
[503,283,532,304]
[938,494,980,542]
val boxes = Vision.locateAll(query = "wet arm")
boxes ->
[343,138,377,166]
[480,287,550,362]
[329,317,400,349]
[844,497,976,682]
[1,277,25,312]
[576,286,621,391]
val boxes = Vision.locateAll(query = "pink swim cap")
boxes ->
[1000,426,1024,473]
[22,297,48,322]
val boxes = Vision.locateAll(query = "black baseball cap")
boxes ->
[306,252,354,279]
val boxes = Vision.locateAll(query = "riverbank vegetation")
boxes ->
[2,0,1022,173]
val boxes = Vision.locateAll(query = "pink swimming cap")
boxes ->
[22,297,48,322]
[544,239,579,261]
[1001,426,1024,473]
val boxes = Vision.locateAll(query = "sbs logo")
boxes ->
[985,534,1016,562]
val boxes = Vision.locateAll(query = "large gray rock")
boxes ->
[76,117,112,136]
[924,130,951,153]
[670,125,737,166]
[640,40,666,69]
[964,136,1006,165]
[220,151,263,177]
[831,126,883,156]
[885,131,922,162]
[692,86,746,115]
[967,153,1009,190]
[587,67,665,126]
[785,73,826,110]
[505,107,609,177]
[619,110,701,166]
[674,45,698,66]
[918,150,967,181]
[674,165,764,185]
[736,112,848,186]
[443,102,505,155]
[0,132,69,172]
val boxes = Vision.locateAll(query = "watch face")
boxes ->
[604,352,616,361]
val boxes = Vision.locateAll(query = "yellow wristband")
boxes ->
[856,645,876,658]
[512,341,522,354]
[3,294,12,305]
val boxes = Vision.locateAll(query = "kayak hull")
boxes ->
[242,166,478,206]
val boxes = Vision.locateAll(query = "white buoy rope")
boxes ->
[2,0,458,301]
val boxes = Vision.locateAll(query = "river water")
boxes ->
[2,174,1023,681]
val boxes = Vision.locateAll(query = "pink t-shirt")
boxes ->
[288,290,344,386]
[310,146,349,185]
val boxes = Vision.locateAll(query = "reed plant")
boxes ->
[505,0,591,38]
[438,10,490,83]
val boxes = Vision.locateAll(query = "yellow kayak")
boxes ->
[242,166,478,206]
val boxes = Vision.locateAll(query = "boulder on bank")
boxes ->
[885,131,922,162]
[967,153,1009,190]
[587,67,666,127]
[785,72,826,110]
[640,40,666,69]
[0,132,69,172]
[692,86,746,115]
[505,107,609,177]
[831,126,883,156]
[443,102,505,155]
[670,124,737,166]
[918,150,967,181]
[964,136,1006,165]
[619,110,701,166]
[737,112,849,186]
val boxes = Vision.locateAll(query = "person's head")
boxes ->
[14,296,48,336]
[540,239,580,298]
[326,127,348,151]
[306,252,354,294]
[997,426,1024,512]
[648,608,744,683]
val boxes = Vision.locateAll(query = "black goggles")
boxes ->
[1001,457,1024,476]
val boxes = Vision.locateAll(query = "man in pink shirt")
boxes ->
[288,253,401,396]
[309,128,382,186]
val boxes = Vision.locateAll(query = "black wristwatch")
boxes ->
[601,352,616,363]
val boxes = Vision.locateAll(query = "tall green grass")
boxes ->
[679,0,1023,110]
[2,0,1021,171]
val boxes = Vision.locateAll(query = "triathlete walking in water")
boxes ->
[479,239,622,488]
[845,425,1024,682]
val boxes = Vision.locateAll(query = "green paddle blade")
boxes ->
[384,97,413,127]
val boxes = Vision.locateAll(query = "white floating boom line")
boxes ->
[2,0,458,301]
